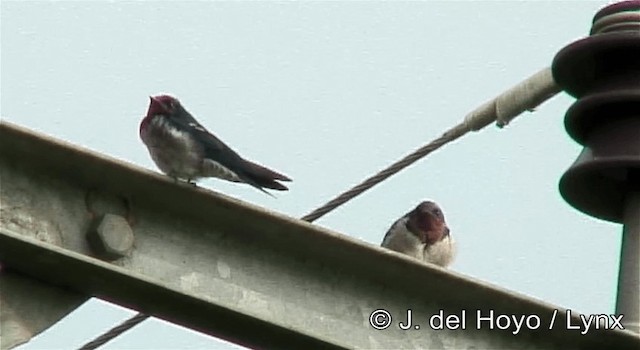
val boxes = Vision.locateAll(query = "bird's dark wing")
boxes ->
[168,111,245,166]
[169,110,290,191]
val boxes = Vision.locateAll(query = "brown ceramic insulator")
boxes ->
[552,1,640,223]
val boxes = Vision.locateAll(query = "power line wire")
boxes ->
[78,313,149,350]
[302,67,559,221]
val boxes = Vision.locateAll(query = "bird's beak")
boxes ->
[147,96,170,117]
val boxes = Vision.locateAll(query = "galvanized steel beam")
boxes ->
[0,120,638,349]
[0,272,86,350]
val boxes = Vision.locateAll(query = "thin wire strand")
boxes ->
[300,123,470,222]
[78,313,150,350]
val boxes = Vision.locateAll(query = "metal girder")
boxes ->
[0,120,638,349]
[0,272,86,349]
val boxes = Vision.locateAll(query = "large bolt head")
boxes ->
[87,214,134,260]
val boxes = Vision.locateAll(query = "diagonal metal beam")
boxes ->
[0,120,638,349]
[0,229,340,350]
[0,271,86,350]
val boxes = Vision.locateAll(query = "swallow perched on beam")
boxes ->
[381,201,455,267]
[139,94,291,194]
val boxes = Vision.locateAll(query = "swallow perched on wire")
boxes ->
[139,94,291,194]
[381,201,455,267]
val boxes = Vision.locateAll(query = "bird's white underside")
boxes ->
[144,116,242,182]
[382,216,456,267]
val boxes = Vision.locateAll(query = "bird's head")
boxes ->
[147,95,181,118]
[406,201,450,245]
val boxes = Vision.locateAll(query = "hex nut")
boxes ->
[87,213,134,260]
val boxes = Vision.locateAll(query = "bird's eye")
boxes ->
[433,208,442,217]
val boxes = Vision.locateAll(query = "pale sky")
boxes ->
[2,1,620,349]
